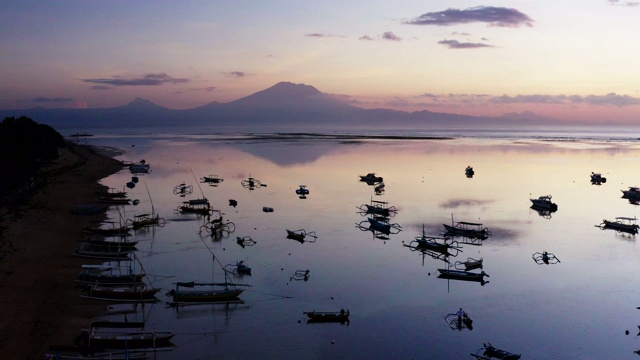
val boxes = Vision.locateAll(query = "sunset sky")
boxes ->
[2,1,640,124]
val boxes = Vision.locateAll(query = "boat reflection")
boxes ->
[286,229,317,243]
[437,269,489,286]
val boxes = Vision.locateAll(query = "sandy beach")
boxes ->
[0,143,123,359]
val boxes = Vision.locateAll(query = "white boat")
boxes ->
[530,195,558,211]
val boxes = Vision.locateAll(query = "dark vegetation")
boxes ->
[0,116,65,196]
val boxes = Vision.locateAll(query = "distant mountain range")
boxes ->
[0,82,566,129]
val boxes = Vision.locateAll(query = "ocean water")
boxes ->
[69,125,640,359]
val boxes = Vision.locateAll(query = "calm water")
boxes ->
[75,128,640,359]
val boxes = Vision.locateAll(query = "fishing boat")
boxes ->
[359,173,383,183]
[200,174,223,184]
[128,160,150,173]
[454,257,483,271]
[601,217,639,234]
[357,199,398,217]
[95,188,127,198]
[530,195,558,211]
[590,172,606,183]
[72,243,133,261]
[75,264,145,286]
[443,220,490,239]
[82,236,138,251]
[75,321,174,349]
[437,269,489,283]
[127,213,165,229]
[81,283,160,302]
[45,346,155,360]
[465,165,474,177]
[303,309,350,323]
[295,185,310,196]
[444,312,473,330]
[286,229,317,243]
[374,182,385,193]
[470,342,521,360]
[97,196,131,205]
[82,221,131,236]
[367,217,402,235]
[177,198,211,215]
[622,186,640,198]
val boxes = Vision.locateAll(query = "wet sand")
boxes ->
[0,143,123,359]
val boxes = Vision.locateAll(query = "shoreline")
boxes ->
[0,143,124,359]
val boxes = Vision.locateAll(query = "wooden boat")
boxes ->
[45,346,154,359]
[359,173,383,183]
[128,160,150,173]
[177,198,211,215]
[295,185,309,195]
[75,321,174,349]
[72,243,133,261]
[82,221,131,236]
[97,196,131,205]
[286,229,317,243]
[127,213,165,229]
[471,342,521,360]
[357,199,397,217]
[590,172,606,183]
[601,217,639,234]
[454,257,483,271]
[201,174,223,184]
[414,235,456,255]
[304,310,350,323]
[367,217,401,235]
[530,195,558,211]
[443,220,490,239]
[437,269,489,283]
[81,283,159,302]
[95,188,127,198]
[444,312,473,330]
[166,281,247,304]
[465,165,474,177]
[82,237,138,251]
[75,264,145,286]
[622,186,640,198]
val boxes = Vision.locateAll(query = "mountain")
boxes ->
[0,82,565,129]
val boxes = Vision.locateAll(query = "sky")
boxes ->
[2,0,640,124]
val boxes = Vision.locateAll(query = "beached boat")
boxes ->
[359,173,383,183]
[81,283,159,302]
[304,310,350,323]
[75,321,174,349]
[590,172,606,183]
[437,269,489,283]
[465,165,474,177]
[470,342,521,360]
[601,217,639,234]
[75,264,145,286]
[530,195,558,211]
[622,186,640,198]
[443,220,490,239]
[72,243,133,261]
[82,221,131,236]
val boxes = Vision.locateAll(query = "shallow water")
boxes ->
[79,132,640,359]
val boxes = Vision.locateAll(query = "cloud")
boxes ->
[90,86,111,90]
[221,71,246,78]
[438,39,493,49]
[359,35,374,41]
[32,96,74,103]
[305,33,346,38]
[608,0,639,6]
[404,6,534,27]
[491,93,640,107]
[82,73,189,86]
[382,31,402,41]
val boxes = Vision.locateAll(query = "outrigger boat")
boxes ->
[359,173,383,183]
[357,198,398,217]
[530,195,558,211]
[81,283,160,302]
[82,221,131,236]
[75,264,145,287]
[177,198,211,215]
[295,185,310,196]
[405,225,461,257]
[286,229,317,243]
[72,243,133,261]
[81,236,138,251]
[75,321,174,349]
[470,342,520,360]
[200,174,223,185]
[303,309,350,323]
[443,219,490,240]
[126,213,165,229]
[444,312,473,330]
[367,217,402,235]
[437,269,489,283]
[128,160,150,174]
[454,257,483,271]
[600,217,639,234]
